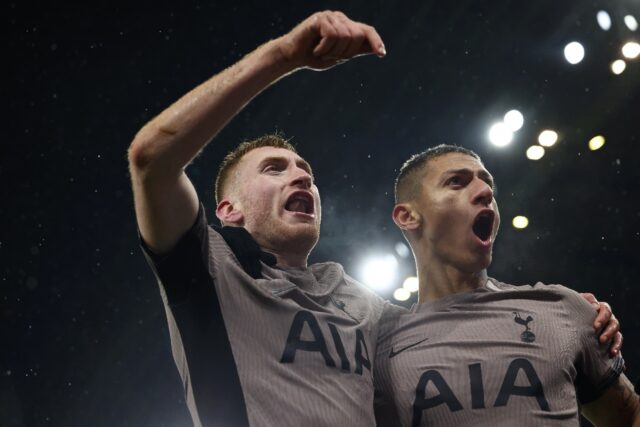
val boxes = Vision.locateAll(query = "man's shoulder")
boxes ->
[489,278,594,319]
[490,278,581,298]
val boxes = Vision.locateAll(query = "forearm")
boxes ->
[129,37,295,176]
[582,374,640,426]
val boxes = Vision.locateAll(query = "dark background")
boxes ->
[3,0,639,425]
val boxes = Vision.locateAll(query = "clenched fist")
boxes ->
[276,10,386,71]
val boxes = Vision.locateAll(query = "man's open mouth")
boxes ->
[472,210,495,242]
[284,191,314,215]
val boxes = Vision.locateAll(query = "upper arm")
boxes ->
[129,154,200,254]
[582,374,640,427]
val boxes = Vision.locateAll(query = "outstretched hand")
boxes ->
[277,10,386,71]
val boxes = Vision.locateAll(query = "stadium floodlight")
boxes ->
[564,42,585,64]
[526,145,545,160]
[512,216,529,229]
[589,135,605,151]
[402,276,419,293]
[359,254,398,291]
[488,122,513,147]
[611,59,626,75]
[504,110,524,132]
[597,11,612,31]
[622,42,640,59]
[393,288,411,301]
[538,130,558,147]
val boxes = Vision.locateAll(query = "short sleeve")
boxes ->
[138,202,209,304]
[563,288,625,403]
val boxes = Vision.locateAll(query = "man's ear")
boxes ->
[392,203,421,231]
[216,200,244,225]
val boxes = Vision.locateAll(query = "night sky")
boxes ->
[4,1,640,426]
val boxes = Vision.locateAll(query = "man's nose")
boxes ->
[472,180,493,206]
[291,169,312,189]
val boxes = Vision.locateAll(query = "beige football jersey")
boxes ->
[141,203,390,427]
[374,278,624,427]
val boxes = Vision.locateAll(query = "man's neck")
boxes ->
[261,247,309,268]
[417,261,488,304]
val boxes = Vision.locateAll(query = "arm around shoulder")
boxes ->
[582,373,640,427]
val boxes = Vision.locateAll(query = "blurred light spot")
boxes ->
[526,145,545,160]
[589,135,605,151]
[512,216,529,229]
[624,15,638,31]
[488,122,513,147]
[503,110,524,132]
[538,130,558,147]
[360,254,397,291]
[597,11,612,31]
[622,42,640,59]
[611,59,626,74]
[402,276,419,293]
[564,41,585,64]
[393,288,411,301]
[395,242,410,258]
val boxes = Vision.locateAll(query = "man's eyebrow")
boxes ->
[257,156,288,167]
[442,168,496,188]
[257,156,313,175]
[478,170,495,185]
[441,168,474,179]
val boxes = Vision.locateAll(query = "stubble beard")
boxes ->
[250,215,320,259]
[271,221,320,256]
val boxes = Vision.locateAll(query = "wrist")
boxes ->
[258,37,301,76]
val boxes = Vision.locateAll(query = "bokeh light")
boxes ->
[625,15,638,31]
[622,42,640,59]
[402,276,419,293]
[538,130,558,147]
[504,109,524,132]
[611,59,626,75]
[360,254,397,291]
[488,122,514,147]
[512,216,529,229]
[393,288,411,301]
[588,135,605,151]
[597,11,612,31]
[564,41,585,64]
[526,145,545,160]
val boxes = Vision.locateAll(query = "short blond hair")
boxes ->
[214,134,297,204]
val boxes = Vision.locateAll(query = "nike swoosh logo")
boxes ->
[388,338,429,358]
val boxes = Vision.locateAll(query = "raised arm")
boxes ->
[127,11,385,254]
[582,373,640,427]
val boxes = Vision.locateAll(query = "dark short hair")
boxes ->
[214,134,297,204]
[395,144,481,203]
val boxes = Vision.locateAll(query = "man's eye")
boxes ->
[447,176,462,185]
[263,165,281,173]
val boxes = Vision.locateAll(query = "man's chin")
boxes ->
[273,223,320,252]
[456,252,492,275]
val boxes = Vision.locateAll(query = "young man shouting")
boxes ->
[375,145,637,426]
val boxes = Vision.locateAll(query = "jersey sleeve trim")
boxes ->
[576,355,625,404]
[138,202,208,305]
